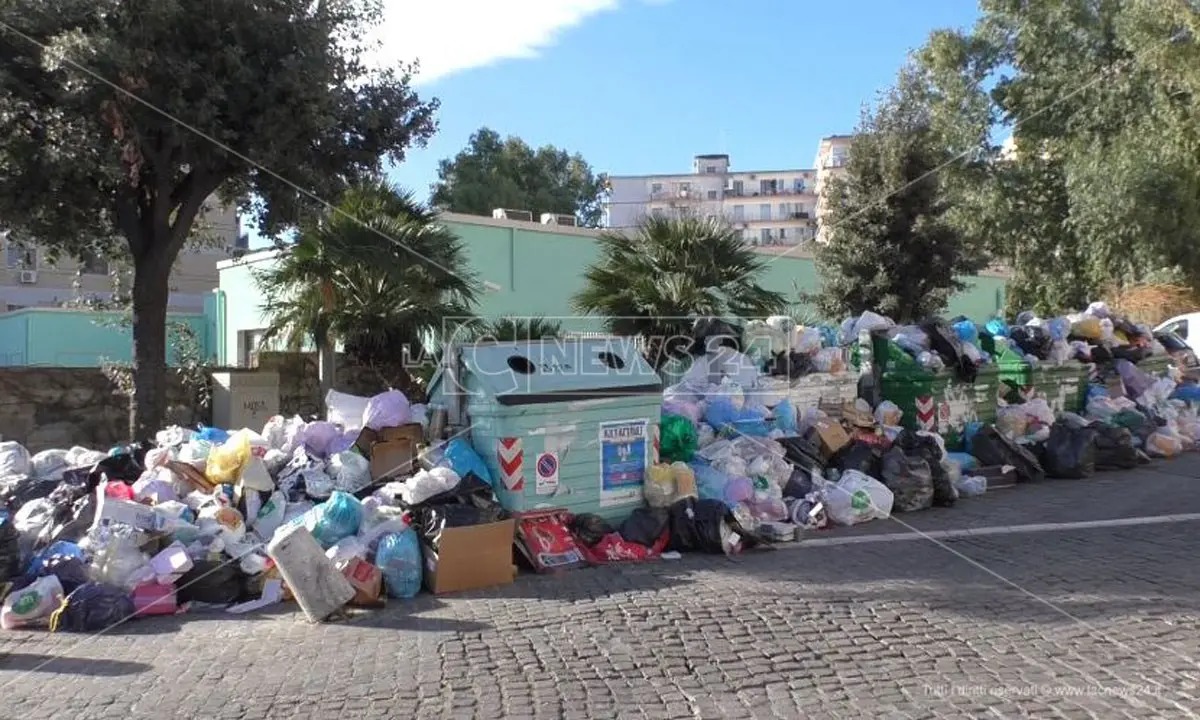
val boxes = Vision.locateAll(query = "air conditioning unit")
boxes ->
[18,270,37,284]
[540,213,577,227]
[492,208,534,222]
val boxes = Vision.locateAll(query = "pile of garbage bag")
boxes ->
[0,386,518,631]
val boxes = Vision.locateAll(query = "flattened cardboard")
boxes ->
[338,556,384,607]
[370,440,418,480]
[813,418,851,459]
[422,518,516,595]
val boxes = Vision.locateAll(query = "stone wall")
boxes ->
[0,368,206,452]
[253,352,390,418]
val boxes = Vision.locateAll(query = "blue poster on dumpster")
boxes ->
[599,419,649,507]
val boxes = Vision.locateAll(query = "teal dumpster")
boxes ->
[428,338,664,522]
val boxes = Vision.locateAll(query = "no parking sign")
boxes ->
[535,451,559,495]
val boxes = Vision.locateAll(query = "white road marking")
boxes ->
[795,513,1200,548]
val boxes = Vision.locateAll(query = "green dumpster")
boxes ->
[865,334,1003,450]
[991,343,1090,414]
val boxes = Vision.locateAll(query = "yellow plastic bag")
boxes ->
[643,463,677,508]
[1071,317,1102,340]
[206,433,251,485]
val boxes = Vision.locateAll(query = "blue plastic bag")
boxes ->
[441,438,494,487]
[24,541,85,579]
[963,422,984,453]
[704,397,739,432]
[817,325,839,348]
[984,318,1008,338]
[195,426,230,444]
[689,462,731,504]
[1172,384,1200,403]
[375,529,422,599]
[772,398,798,434]
[1045,317,1071,342]
[945,452,978,472]
[952,320,979,345]
[309,491,363,548]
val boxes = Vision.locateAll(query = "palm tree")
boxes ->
[256,179,478,395]
[572,215,786,367]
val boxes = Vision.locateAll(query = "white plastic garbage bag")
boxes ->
[398,467,460,506]
[0,441,30,478]
[155,426,195,448]
[328,450,371,494]
[821,470,893,526]
[30,449,69,480]
[363,390,411,430]
[252,491,288,539]
[325,390,371,432]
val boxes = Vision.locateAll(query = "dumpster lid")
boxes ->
[455,338,663,406]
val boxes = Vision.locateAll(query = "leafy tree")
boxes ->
[431,127,607,226]
[810,68,987,323]
[572,216,786,367]
[0,0,437,437]
[256,179,477,396]
[914,0,1200,311]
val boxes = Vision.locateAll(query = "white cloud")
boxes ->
[368,0,636,84]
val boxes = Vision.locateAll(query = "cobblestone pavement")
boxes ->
[2,463,1200,719]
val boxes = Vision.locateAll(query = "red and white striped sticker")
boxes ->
[497,437,525,491]
[915,396,936,431]
[650,423,660,465]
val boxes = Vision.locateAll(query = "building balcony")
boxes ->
[724,187,815,198]
[650,189,703,202]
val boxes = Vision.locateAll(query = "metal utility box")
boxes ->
[428,339,664,522]
[211,370,279,431]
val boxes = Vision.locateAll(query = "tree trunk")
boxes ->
[130,250,173,441]
[318,338,336,399]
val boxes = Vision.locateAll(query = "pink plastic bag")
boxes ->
[132,581,178,617]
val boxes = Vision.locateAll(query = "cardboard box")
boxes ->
[422,518,517,594]
[338,556,384,607]
[357,423,424,480]
[813,418,850,459]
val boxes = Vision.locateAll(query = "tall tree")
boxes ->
[431,127,607,226]
[0,0,437,437]
[915,0,1200,310]
[257,179,477,396]
[572,216,786,367]
[810,68,987,323]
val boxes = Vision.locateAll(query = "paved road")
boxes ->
[2,461,1200,719]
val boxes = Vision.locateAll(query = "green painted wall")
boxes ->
[0,307,214,367]
[218,215,1008,365]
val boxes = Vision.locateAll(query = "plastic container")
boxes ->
[266,524,355,622]
[2,575,64,629]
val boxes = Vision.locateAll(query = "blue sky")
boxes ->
[383,0,981,196]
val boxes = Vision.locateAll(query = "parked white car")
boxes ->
[1155,312,1200,355]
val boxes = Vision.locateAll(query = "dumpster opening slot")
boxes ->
[598,351,625,370]
[507,355,536,374]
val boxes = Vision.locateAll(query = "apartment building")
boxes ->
[0,199,243,313]
[604,135,854,247]
[813,135,851,243]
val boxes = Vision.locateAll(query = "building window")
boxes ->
[732,205,744,221]
[759,204,771,221]
[779,228,789,241]
[5,243,35,269]
[793,178,806,192]
[778,203,791,217]
[79,250,109,275]
[238,329,265,367]
[706,190,718,200]
[650,183,663,195]
[760,179,778,195]
[651,207,666,219]
[679,182,691,192]
[760,228,772,244]
[731,180,744,196]
[705,165,717,174]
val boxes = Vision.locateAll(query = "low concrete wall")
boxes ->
[0,368,206,452]
[253,352,390,418]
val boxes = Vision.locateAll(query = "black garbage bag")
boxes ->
[880,447,934,512]
[1090,345,1114,363]
[782,466,815,499]
[37,555,91,594]
[570,513,615,547]
[922,320,977,383]
[1042,420,1098,479]
[894,430,957,507]
[50,582,135,632]
[666,497,729,554]
[1011,325,1053,360]
[829,441,883,478]
[619,507,669,548]
[971,426,1045,483]
[176,559,242,605]
[0,476,60,512]
[767,351,814,379]
[778,436,825,475]
[689,317,742,356]
[1111,346,1152,364]
[1091,423,1139,471]
[0,513,20,582]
